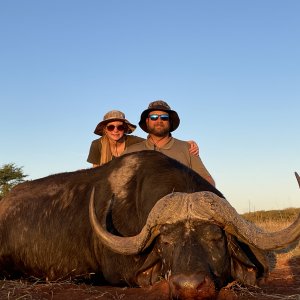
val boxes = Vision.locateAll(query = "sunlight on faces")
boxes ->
[104,121,126,142]
[146,110,170,137]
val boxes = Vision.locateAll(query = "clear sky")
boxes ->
[0,1,299,213]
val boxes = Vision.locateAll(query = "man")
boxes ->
[123,100,215,186]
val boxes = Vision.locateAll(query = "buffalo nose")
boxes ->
[169,273,216,300]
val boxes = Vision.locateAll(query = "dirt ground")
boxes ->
[1,253,299,300]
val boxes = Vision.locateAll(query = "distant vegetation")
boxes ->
[0,163,27,200]
[243,207,300,223]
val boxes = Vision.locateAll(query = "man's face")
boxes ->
[146,110,170,137]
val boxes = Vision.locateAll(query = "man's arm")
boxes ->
[190,155,215,187]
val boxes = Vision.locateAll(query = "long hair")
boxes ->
[99,135,113,166]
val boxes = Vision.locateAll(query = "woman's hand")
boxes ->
[187,140,199,156]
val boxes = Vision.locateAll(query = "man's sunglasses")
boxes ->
[148,114,169,121]
[106,124,126,132]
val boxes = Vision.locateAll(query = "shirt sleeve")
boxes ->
[190,155,215,187]
[123,135,147,154]
[126,135,145,146]
[87,139,101,164]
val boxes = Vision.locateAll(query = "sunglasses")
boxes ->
[106,124,126,132]
[148,114,169,121]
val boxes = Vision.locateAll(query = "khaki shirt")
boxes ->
[123,137,215,186]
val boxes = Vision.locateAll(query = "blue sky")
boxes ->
[0,1,299,213]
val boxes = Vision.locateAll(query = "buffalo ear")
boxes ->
[226,233,269,286]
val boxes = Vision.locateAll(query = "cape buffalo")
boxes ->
[0,151,299,299]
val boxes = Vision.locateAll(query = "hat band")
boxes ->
[149,105,171,111]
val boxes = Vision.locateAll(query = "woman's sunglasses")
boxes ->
[148,114,169,121]
[106,124,126,132]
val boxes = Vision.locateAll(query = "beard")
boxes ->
[148,124,170,137]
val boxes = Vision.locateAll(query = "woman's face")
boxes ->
[104,121,126,141]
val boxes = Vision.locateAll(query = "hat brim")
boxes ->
[94,118,136,136]
[138,108,180,133]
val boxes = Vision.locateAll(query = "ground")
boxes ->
[1,254,299,300]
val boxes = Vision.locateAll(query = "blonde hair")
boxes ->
[99,135,113,166]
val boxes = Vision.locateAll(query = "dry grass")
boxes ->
[231,211,300,300]
[246,210,300,259]
[243,208,300,224]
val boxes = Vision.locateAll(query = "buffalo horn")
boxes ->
[89,187,158,255]
[90,188,300,254]
[295,172,300,189]
[89,188,218,255]
[187,191,300,251]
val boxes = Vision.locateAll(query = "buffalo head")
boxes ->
[90,181,300,299]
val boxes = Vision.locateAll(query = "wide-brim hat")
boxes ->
[139,100,180,133]
[94,110,136,136]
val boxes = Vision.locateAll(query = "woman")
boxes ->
[87,110,199,167]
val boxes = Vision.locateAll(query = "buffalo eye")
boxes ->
[201,225,224,241]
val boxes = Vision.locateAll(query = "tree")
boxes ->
[0,163,28,200]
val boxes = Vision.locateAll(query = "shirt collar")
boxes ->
[145,136,174,150]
